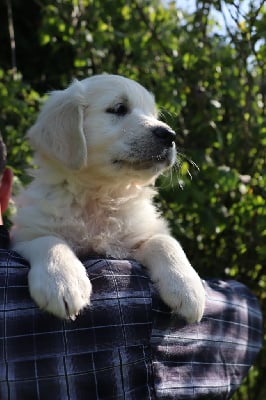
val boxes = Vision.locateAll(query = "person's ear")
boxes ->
[0,168,13,213]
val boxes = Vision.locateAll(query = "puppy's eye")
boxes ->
[106,103,128,116]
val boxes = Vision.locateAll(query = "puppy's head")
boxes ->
[28,74,176,183]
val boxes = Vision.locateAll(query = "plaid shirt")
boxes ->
[0,226,262,400]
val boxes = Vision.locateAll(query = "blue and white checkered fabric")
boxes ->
[0,227,263,399]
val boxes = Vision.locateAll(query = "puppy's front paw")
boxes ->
[136,234,205,323]
[28,259,92,319]
[155,271,205,323]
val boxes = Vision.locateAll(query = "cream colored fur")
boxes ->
[12,74,205,322]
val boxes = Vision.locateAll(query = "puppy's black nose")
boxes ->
[152,126,176,146]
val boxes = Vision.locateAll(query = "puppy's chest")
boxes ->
[85,208,125,238]
[73,206,135,258]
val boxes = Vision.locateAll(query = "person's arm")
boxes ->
[0,167,13,248]
[151,278,263,399]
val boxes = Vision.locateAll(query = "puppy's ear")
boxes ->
[27,80,87,170]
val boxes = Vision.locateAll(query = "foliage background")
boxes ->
[0,0,265,398]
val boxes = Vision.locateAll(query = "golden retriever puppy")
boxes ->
[12,75,205,323]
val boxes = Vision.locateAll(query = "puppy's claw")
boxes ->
[63,296,78,320]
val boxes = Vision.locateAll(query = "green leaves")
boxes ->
[0,69,42,182]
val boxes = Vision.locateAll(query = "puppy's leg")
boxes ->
[135,234,205,323]
[14,236,92,319]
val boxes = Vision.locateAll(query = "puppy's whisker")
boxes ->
[158,108,177,124]
[166,149,199,189]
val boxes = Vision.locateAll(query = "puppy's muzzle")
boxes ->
[113,125,176,172]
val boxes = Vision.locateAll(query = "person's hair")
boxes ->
[0,134,7,176]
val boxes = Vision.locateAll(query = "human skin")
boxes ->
[0,168,13,225]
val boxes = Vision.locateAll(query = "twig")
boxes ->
[6,0,17,76]
[134,1,173,58]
